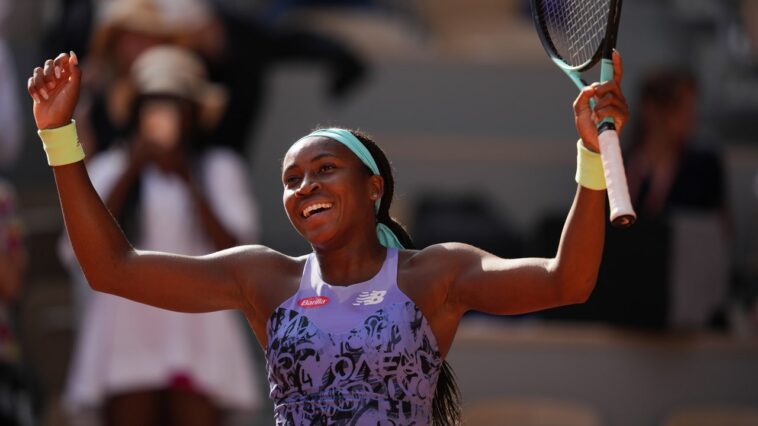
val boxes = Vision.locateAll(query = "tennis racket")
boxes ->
[531,0,636,228]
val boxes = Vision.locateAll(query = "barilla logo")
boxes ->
[297,296,330,308]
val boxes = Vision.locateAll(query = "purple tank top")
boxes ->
[266,248,442,425]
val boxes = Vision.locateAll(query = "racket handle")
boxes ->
[598,129,636,227]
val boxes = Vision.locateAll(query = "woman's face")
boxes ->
[282,137,382,248]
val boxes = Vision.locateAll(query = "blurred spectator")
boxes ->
[86,0,366,161]
[0,180,41,426]
[625,69,726,219]
[73,0,217,156]
[0,0,21,171]
[51,0,367,156]
[615,69,728,330]
[57,0,220,322]
[61,46,261,426]
[205,1,367,153]
[539,69,729,331]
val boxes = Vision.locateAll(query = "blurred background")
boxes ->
[1,0,758,425]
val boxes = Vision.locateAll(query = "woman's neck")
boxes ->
[313,241,387,286]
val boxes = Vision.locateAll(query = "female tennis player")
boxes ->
[28,50,628,425]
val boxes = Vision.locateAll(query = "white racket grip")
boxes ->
[598,130,637,227]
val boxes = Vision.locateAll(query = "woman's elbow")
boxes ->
[565,288,593,305]
[557,274,598,306]
[84,269,118,293]
[81,252,135,294]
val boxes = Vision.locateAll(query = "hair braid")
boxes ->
[350,129,462,426]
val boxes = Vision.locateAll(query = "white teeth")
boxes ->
[303,203,333,218]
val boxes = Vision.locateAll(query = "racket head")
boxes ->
[530,0,620,73]
[601,0,623,61]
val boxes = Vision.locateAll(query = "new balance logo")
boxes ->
[352,290,387,306]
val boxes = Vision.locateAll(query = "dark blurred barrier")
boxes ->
[411,191,522,259]
[532,213,671,329]
[0,361,44,426]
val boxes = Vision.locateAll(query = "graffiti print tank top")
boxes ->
[266,248,442,425]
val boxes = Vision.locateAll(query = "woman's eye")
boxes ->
[285,176,301,186]
[319,164,335,173]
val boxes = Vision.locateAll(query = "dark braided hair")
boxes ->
[349,129,463,426]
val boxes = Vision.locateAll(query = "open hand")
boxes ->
[28,52,81,130]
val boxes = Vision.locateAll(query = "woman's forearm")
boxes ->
[53,162,134,292]
[552,186,606,303]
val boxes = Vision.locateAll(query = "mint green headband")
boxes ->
[299,128,404,249]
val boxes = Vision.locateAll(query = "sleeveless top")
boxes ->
[266,248,442,425]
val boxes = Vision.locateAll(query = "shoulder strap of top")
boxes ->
[299,253,318,292]
[382,248,399,289]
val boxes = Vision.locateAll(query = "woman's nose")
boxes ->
[295,175,321,196]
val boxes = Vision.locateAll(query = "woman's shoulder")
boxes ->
[227,244,307,277]
[227,245,308,322]
[400,242,483,268]
[398,242,483,288]
[397,243,481,333]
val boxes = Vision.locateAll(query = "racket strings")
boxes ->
[540,0,611,67]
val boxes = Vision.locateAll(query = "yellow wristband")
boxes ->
[575,139,606,190]
[37,120,85,167]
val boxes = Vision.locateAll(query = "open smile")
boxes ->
[302,202,334,218]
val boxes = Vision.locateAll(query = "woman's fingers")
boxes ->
[593,79,629,131]
[594,78,625,104]
[43,59,56,90]
[612,49,624,85]
[65,51,81,89]
[53,53,69,81]
[27,52,80,102]
[574,83,603,151]
[69,51,79,73]
[574,83,598,115]
[594,103,628,130]
[573,50,628,147]
[594,88,627,113]
[27,75,41,103]
[28,52,82,130]
[31,67,49,101]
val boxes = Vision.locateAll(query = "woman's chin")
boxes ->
[297,212,341,245]
[301,225,337,248]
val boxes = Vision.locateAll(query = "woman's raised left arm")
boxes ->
[441,51,628,316]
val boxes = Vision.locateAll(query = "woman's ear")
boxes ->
[368,174,384,201]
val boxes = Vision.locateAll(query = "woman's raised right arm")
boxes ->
[27,52,268,314]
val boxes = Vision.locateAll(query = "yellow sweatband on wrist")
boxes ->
[37,120,85,167]
[575,139,606,190]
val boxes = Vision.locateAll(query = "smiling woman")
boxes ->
[27,47,628,425]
